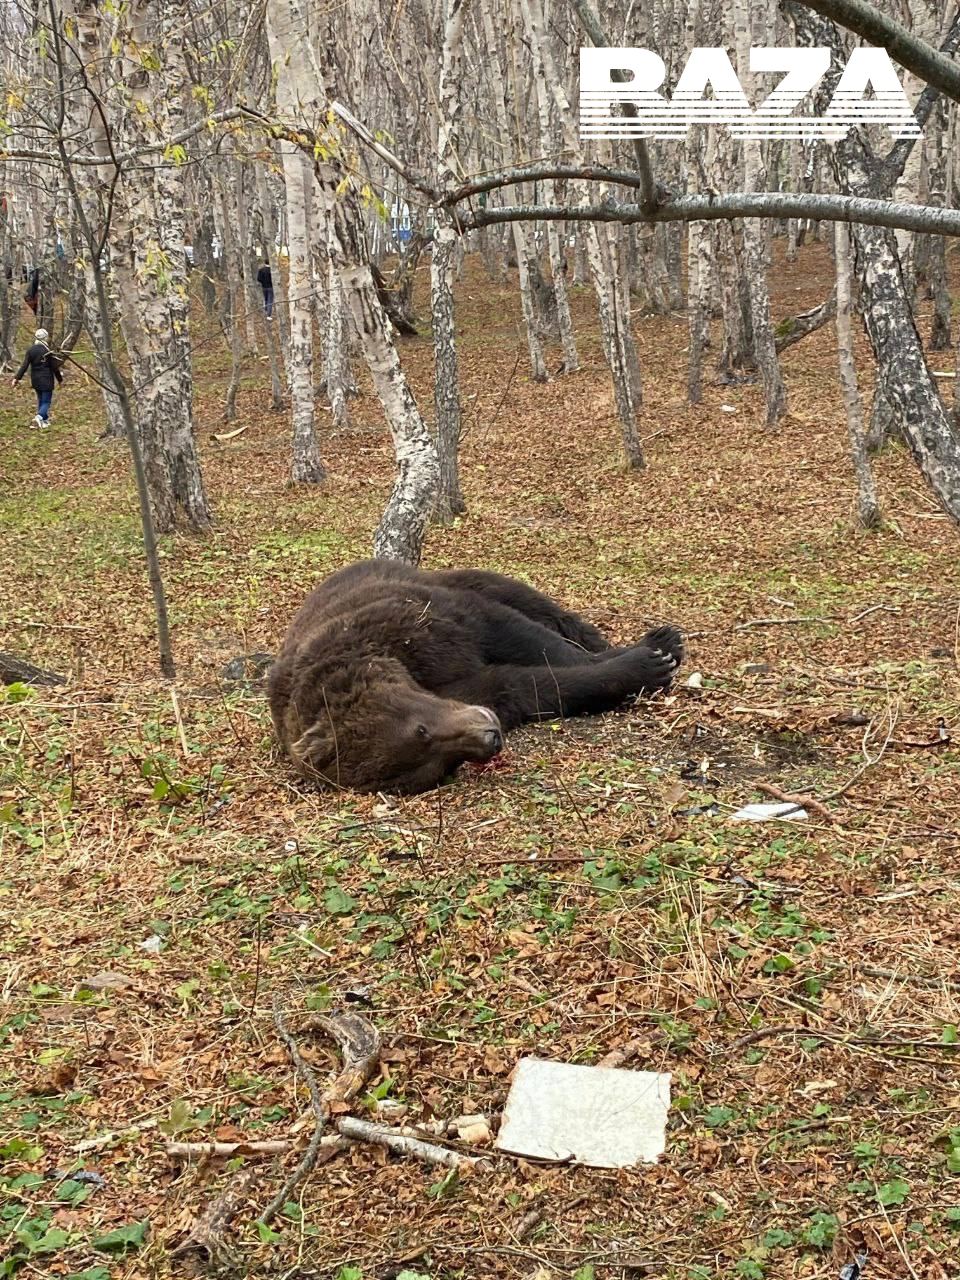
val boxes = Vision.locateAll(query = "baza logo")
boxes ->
[579,48,921,140]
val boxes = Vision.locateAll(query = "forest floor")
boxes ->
[1,239,959,1280]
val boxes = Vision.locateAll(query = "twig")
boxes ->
[168,1139,296,1157]
[169,683,190,756]
[336,1116,486,1169]
[257,994,332,1227]
[728,1023,958,1053]
[849,603,901,623]
[816,706,898,804]
[734,614,839,630]
[856,964,960,993]
[755,781,834,823]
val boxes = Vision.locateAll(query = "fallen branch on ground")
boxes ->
[337,1116,487,1169]
[856,964,960,992]
[734,615,839,630]
[0,652,67,686]
[168,1139,296,1158]
[257,1001,381,1227]
[755,781,834,823]
[775,291,837,353]
[171,1167,257,1269]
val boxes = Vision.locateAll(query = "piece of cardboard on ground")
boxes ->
[494,1057,671,1169]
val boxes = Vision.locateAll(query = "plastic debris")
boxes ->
[839,1254,868,1280]
[495,1056,671,1169]
[730,801,808,822]
[137,935,164,954]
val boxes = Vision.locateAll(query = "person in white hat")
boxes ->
[11,328,64,428]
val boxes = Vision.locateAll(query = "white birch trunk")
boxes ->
[834,223,881,529]
[431,0,470,524]
[265,0,325,485]
[270,2,439,562]
[524,0,578,374]
[254,166,285,412]
[326,258,351,430]
[110,0,210,533]
[519,0,642,465]
[480,0,548,382]
[733,0,787,426]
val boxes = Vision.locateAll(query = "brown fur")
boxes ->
[268,559,683,795]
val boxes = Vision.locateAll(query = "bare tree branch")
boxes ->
[463,191,960,237]
[568,0,661,212]
[788,0,960,104]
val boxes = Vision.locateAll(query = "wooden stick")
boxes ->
[734,614,838,630]
[755,781,833,823]
[168,1139,295,1157]
[335,1116,486,1169]
[169,683,191,757]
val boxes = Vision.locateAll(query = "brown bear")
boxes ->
[267,559,684,795]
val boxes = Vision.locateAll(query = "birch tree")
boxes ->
[834,222,881,528]
[520,0,644,467]
[733,0,788,425]
[265,0,326,486]
[481,0,548,383]
[270,17,440,562]
[431,0,470,524]
[107,0,211,533]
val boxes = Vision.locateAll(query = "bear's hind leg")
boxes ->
[430,568,610,653]
[440,641,679,732]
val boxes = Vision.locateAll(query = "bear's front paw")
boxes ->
[641,625,684,668]
[620,641,679,695]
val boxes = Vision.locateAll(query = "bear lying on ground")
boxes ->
[267,559,684,795]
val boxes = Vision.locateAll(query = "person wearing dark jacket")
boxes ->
[11,328,63,429]
[256,260,273,319]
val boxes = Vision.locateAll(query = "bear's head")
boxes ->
[277,656,503,795]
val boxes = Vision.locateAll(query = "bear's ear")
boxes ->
[290,721,340,785]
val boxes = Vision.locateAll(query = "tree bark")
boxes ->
[431,0,470,525]
[110,0,211,533]
[834,222,881,528]
[734,0,788,426]
[266,0,326,486]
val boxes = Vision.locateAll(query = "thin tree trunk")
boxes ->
[431,0,469,525]
[217,167,244,424]
[255,165,286,412]
[326,257,351,429]
[835,223,881,529]
[266,0,326,486]
[520,0,642,465]
[733,0,787,427]
[480,0,548,382]
[110,0,210,533]
[525,0,578,374]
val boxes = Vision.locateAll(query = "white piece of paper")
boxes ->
[495,1057,670,1169]
[730,801,808,822]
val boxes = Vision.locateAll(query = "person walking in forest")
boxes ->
[11,328,63,429]
[257,259,274,319]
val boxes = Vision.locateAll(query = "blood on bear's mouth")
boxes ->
[464,753,509,772]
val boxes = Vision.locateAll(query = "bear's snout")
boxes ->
[457,705,503,759]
